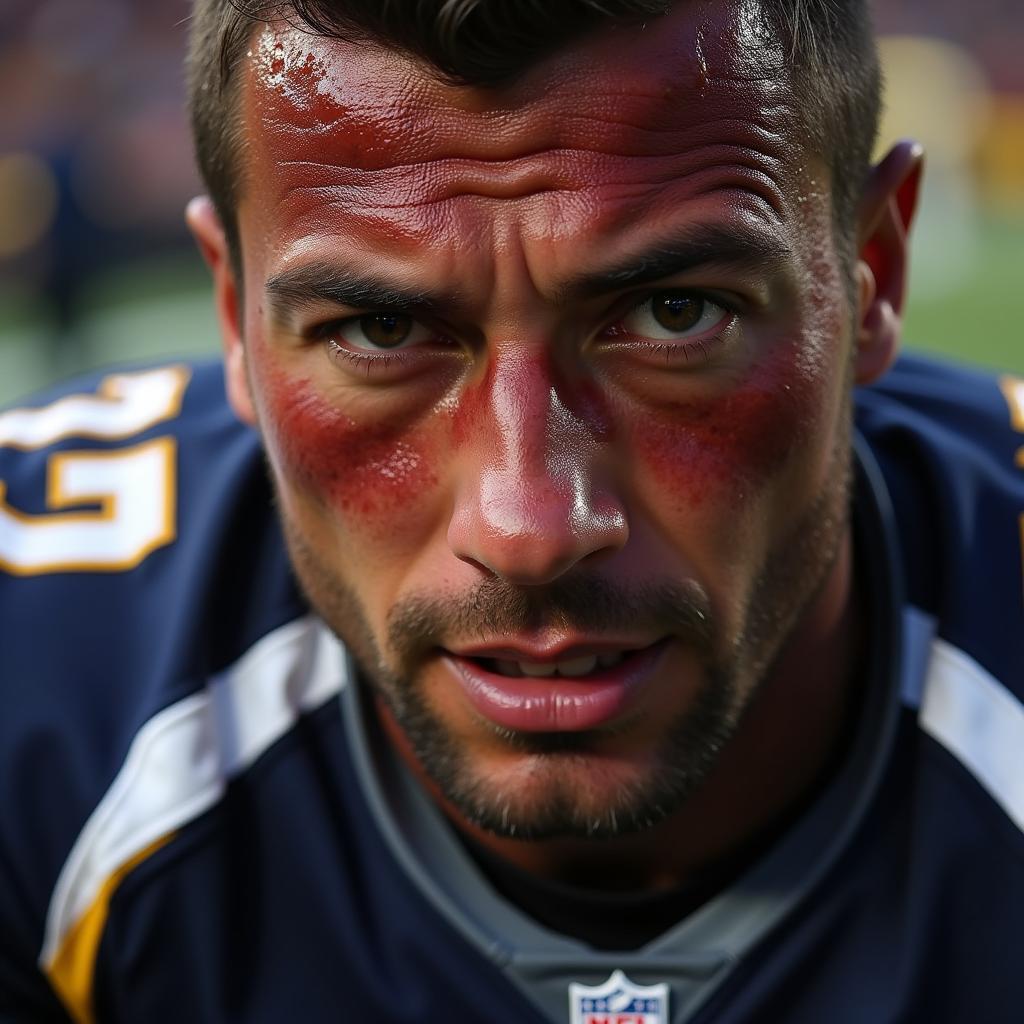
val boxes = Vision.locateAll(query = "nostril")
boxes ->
[455,554,492,575]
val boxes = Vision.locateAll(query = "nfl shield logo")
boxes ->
[569,969,670,1024]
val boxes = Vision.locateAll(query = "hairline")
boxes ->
[193,6,876,282]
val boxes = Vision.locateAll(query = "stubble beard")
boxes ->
[377,575,739,840]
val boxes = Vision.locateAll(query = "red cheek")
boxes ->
[263,373,438,521]
[633,359,816,504]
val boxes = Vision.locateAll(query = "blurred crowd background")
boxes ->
[1,0,1022,404]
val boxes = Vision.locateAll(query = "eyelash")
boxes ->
[325,341,405,374]
[644,338,718,365]
[312,289,737,373]
[311,322,432,375]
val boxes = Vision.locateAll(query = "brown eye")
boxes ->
[329,312,434,352]
[359,313,414,348]
[618,290,728,341]
[651,292,704,332]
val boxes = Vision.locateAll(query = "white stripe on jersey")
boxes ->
[919,637,1024,835]
[40,615,347,969]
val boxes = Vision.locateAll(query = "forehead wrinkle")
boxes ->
[245,0,794,129]
[273,86,794,145]
[244,28,800,176]
[269,134,793,212]
[259,174,793,282]
[259,102,796,174]
[239,0,810,170]
[270,164,791,249]
[241,55,808,253]
[269,120,792,174]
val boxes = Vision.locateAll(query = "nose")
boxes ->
[447,351,628,585]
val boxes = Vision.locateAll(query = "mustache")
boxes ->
[386,574,714,662]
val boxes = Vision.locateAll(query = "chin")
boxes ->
[391,673,742,840]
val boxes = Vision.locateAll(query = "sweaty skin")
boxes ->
[191,0,920,888]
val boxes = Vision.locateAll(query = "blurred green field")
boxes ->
[0,212,1021,407]
[902,213,1024,374]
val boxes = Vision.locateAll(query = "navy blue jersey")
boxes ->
[0,355,1021,1024]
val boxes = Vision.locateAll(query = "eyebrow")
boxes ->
[558,223,793,301]
[265,262,453,322]
[265,222,792,322]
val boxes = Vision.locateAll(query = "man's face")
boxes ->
[222,1,862,838]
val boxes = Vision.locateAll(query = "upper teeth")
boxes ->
[492,651,626,678]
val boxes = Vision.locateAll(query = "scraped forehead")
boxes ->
[237,0,812,260]
[242,0,796,165]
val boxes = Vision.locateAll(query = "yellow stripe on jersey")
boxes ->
[46,833,176,1024]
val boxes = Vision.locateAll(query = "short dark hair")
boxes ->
[187,0,880,265]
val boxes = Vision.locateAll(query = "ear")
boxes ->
[853,140,925,385]
[186,196,258,426]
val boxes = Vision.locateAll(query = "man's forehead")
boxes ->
[241,0,793,171]
[233,0,822,279]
